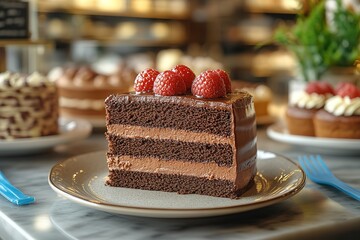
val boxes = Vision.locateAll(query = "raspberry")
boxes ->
[335,82,350,93]
[336,82,360,99]
[191,70,226,99]
[213,69,231,93]
[153,70,186,96]
[305,81,335,95]
[171,65,195,91]
[134,68,160,93]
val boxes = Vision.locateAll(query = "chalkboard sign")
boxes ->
[0,0,29,39]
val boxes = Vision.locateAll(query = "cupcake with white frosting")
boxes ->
[314,83,360,139]
[286,81,334,136]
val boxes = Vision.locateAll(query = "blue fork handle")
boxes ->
[0,172,35,205]
[330,178,360,201]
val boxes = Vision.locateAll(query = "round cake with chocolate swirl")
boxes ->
[314,83,360,139]
[0,71,58,140]
[286,82,334,136]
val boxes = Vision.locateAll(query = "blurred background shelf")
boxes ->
[37,7,190,20]
[0,40,52,47]
[3,0,309,96]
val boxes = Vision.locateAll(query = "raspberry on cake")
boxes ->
[153,70,187,96]
[191,70,227,99]
[286,81,334,136]
[213,69,231,93]
[134,68,159,93]
[0,71,58,139]
[105,67,257,199]
[314,83,360,139]
[171,64,195,91]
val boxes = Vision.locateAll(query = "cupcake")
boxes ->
[286,81,334,136]
[314,83,360,139]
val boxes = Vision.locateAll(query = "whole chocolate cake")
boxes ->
[105,66,257,198]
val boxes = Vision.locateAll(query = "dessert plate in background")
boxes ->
[0,119,92,156]
[267,123,360,155]
[48,150,305,218]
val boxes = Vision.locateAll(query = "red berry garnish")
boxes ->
[335,82,348,93]
[213,69,231,93]
[171,65,195,91]
[153,70,186,96]
[134,68,160,93]
[191,70,226,99]
[336,82,360,99]
[305,81,335,95]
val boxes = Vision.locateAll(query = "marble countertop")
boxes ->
[0,127,359,240]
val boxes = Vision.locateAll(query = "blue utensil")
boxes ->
[0,171,35,205]
[298,155,360,201]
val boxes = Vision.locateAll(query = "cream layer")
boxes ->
[107,155,236,181]
[60,97,104,110]
[107,124,232,145]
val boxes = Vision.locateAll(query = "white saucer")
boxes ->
[48,150,305,218]
[0,119,92,156]
[267,123,360,154]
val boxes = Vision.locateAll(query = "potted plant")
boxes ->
[274,0,360,84]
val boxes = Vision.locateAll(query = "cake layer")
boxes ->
[106,169,255,199]
[106,133,233,166]
[105,93,254,137]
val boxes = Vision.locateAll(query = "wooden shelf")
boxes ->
[51,38,187,47]
[244,6,299,15]
[0,39,53,47]
[37,6,190,20]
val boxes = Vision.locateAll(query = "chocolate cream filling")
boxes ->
[107,155,236,181]
[107,124,232,144]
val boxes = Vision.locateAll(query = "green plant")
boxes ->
[274,0,360,81]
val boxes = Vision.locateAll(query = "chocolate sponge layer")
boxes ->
[106,133,233,167]
[105,94,232,137]
[106,170,254,199]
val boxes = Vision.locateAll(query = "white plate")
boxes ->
[48,150,305,218]
[0,119,92,156]
[267,123,360,154]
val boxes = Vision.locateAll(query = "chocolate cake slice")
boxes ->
[105,91,257,198]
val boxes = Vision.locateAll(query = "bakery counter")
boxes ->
[0,128,359,240]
